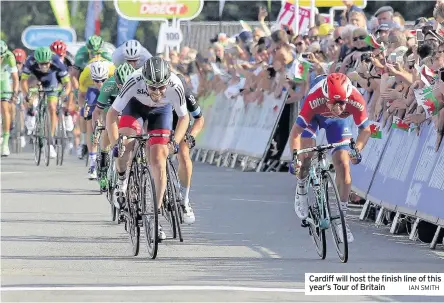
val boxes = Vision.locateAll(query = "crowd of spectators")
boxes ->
[167,0,444,154]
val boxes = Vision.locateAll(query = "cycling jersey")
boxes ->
[0,50,18,100]
[112,72,188,117]
[80,87,100,120]
[112,44,152,69]
[172,73,202,129]
[296,78,369,151]
[74,45,112,71]
[22,54,69,92]
[79,60,115,93]
[96,75,118,111]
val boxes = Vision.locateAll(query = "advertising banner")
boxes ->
[114,0,204,21]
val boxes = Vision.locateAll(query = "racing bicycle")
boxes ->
[292,139,361,263]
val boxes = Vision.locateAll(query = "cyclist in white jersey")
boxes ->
[106,56,189,240]
[112,40,152,69]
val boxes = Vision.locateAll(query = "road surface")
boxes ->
[1,150,443,302]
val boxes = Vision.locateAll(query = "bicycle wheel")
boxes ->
[43,109,51,166]
[56,110,66,166]
[141,164,159,259]
[168,158,184,223]
[13,105,22,154]
[324,171,348,263]
[167,159,183,242]
[306,181,326,260]
[127,160,140,256]
[107,154,118,222]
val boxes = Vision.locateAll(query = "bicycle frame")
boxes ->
[293,140,354,230]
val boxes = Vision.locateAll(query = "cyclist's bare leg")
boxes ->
[47,99,58,137]
[297,138,316,179]
[332,149,352,203]
[177,141,192,190]
[149,144,168,210]
[115,127,135,174]
[1,101,11,134]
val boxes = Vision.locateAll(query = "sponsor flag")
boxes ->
[391,116,414,131]
[240,20,252,32]
[117,17,139,46]
[370,121,382,139]
[49,0,71,28]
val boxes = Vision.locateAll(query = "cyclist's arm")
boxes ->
[290,94,315,153]
[78,68,90,107]
[108,76,137,146]
[350,91,371,152]
[186,93,204,137]
[61,75,72,96]
[8,55,20,95]
[170,85,190,143]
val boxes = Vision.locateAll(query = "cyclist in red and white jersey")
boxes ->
[289,73,372,243]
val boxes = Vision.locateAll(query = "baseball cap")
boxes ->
[374,6,394,17]
[318,23,334,37]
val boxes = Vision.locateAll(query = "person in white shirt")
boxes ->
[112,40,152,69]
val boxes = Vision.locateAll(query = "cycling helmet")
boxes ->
[34,47,53,63]
[114,62,135,86]
[322,73,352,103]
[0,40,8,56]
[123,40,142,60]
[86,35,104,53]
[50,40,67,57]
[13,48,27,63]
[90,61,109,81]
[142,56,171,87]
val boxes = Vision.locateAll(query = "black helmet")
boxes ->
[142,56,171,87]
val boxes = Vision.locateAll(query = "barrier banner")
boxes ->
[196,92,286,161]
[368,123,444,219]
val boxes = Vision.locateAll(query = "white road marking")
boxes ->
[257,246,281,259]
[1,171,23,174]
[230,198,288,204]
[1,285,304,293]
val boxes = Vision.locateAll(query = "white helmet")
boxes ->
[124,40,142,61]
[90,61,109,81]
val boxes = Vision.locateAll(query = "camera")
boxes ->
[440,67,444,82]
[361,52,372,63]
[267,66,276,78]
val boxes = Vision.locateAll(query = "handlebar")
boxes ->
[293,139,356,158]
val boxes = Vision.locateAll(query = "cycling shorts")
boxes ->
[301,115,354,152]
[118,99,173,145]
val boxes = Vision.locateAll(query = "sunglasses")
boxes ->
[38,62,50,66]
[309,36,319,41]
[126,59,138,63]
[148,85,167,92]
[93,79,107,83]
[352,35,366,42]
[334,101,347,106]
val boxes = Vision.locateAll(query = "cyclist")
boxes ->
[12,48,27,149]
[80,60,115,179]
[50,40,75,133]
[289,73,371,243]
[106,56,190,240]
[112,39,152,69]
[21,46,71,159]
[1,40,20,157]
[92,62,135,190]
[72,35,112,159]
[172,68,205,225]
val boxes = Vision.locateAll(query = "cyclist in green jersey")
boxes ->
[92,63,135,190]
[71,35,112,159]
[0,40,20,156]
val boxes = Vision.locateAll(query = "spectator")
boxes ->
[308,26,319,43]
[393,12,406,29]
[340,0,364,26]
[374,6,394,25]
[349,10,367,29]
